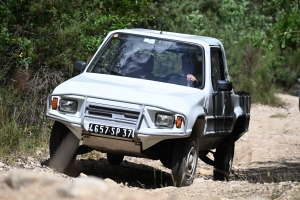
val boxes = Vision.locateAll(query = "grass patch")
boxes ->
[79,151,105,160]
[267,187,282,199]
[270,113,287,118]
[0,86,50,161]
[0,121,50,162]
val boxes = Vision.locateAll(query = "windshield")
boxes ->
[87,33,204,88]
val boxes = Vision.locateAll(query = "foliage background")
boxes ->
[0,0,299,154]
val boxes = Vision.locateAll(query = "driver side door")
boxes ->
[209,47,233,134]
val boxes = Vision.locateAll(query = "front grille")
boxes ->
[86,103,141,123]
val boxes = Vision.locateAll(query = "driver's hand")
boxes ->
[187,74,197,82]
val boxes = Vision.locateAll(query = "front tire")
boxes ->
[213,135,235,181]
[49,121,79,172]
[171,134,199,187]
[160,156,172,169]
[107,153,124,165]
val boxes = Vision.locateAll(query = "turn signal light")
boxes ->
[176,116,183,128]
[52,97,58,110]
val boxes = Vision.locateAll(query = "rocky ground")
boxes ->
[0,93,300,200]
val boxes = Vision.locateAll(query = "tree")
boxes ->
[251,0,300,49]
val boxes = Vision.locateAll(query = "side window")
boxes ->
[211,48,225,91]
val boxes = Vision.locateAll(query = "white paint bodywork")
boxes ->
[47,72,206,150]
[46,29,250,154]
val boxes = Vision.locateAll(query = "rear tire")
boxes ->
[171,134,199,187]
[213,135,235,181]
[49,121,79,172]
[107,153,124,165]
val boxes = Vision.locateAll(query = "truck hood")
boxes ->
[53,73,206,113]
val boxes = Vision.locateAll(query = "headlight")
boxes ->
[59,99,78,113]
[155,113,175,128]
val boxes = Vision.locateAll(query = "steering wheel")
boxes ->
[164,73,185,81]
[165,73,196,87]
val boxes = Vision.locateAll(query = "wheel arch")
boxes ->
[192,115,206,139]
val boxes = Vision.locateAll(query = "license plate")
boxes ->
[88,123,134,139]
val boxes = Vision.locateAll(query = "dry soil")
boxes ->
[0,93,300,200]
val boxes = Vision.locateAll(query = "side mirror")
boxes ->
[74,61,86,73]
[217,80,232,91]
[213,80,232,96]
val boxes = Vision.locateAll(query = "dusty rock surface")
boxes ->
[0,93,300,200]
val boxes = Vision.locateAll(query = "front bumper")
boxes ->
[46,94,191,152]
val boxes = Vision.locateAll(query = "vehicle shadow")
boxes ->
[232,161,300,183]
[79,158,175,189]
[43,158,175,189]
[42,159,300,188]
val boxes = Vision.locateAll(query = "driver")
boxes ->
[182,53,198,83]
[166,53,201,87]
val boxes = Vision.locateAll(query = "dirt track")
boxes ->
[233,93,300,183]
[0,93,300,200]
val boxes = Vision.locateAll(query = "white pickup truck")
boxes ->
[46,29,250,187]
